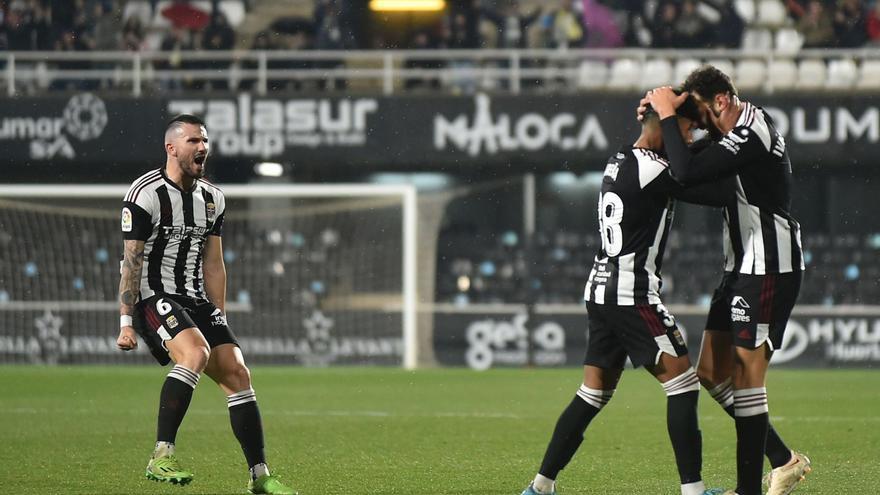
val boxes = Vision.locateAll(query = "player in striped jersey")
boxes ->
[648,67,810,495]
[522,97,727,495]
[116,114,295,495]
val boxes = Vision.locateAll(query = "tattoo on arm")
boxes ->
[119,240,145,316]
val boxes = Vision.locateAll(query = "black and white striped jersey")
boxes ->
[661,101,805,275]
[584,147,680,306]
[121,168,226,300]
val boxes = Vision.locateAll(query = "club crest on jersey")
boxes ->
[672,328,685,346]
[166,315,179,329]
[121,207,133,232]
[206,202,216,221]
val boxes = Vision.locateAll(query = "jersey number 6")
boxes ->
[598,192,624,257]
[155,298,173,316]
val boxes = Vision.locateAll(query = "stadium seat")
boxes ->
[856,60,880,89]
[742,29,773,52]
[577,60,609,89]
[767,59,797,90]
[795,59,827,90]
[825,59,858,89]
[639,59,673,90]
[706,59,735,78]
[756,0,787,27]
[735,59,767,91]
[775,28,804,55]
[219,0,247,27]
[674,58,702,85]
[607,59,641,90]
[122,1,152,25]
[734,0,756,24]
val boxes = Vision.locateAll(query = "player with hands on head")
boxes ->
[646,67,811,495]
[520,93,728,495]
[117,114,296,495]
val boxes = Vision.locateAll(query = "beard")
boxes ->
[182,156,206,179]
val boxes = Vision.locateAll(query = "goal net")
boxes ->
[0,184,426,368]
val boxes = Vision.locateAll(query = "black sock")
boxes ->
[227,388,266,472]
[157,365,199,444]
[734,388,769,495]
[538,385,611,480]
[722,402,790,469]
[667,391,703,484]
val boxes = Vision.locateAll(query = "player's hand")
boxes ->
[636,91,651,122]
[117,326,138,351]
[647,86,688,119]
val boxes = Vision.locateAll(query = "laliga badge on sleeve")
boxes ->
[121,207,133,232]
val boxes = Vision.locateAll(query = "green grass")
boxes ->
[1,366,877,494]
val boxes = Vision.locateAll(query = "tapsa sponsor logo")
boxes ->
[465,313,566,370]
[0,93,108,159]
[434,93,608,157]
[168,94,379,158]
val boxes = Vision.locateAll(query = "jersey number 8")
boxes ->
[598,192,624,257]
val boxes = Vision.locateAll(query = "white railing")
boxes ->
[3,48,880,97]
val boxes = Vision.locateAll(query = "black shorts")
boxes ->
[583,301,689,369]
[133,293,239,365]
[704,271,802,350]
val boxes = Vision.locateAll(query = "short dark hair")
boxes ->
[681,65,738,101]
[166,113,205,131]
[642,91,702,125]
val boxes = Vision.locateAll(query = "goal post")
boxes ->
[0,183,420,368]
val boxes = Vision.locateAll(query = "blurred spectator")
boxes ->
[201,11,235,90]
[714,0,745,48]
[92,2,120,51]
[2,5,35,50]
[405,30,442,91]
[833,0,867,47]
[479,1,542,49]
[651,1,679,47]
[314,0,350,91]
[784,0,809,19]
[582,0,623,48]
[443,8,480,94]
[51,29,92,90]
[541,0,585,49]
[868,1,880,43]
[675,0,709,47]
[798,0,835,48]
[121,15,145,51]
[157,27,194,91]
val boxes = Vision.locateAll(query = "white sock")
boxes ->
[153,441,175,458]
[533,473,555,494]
[250,463,270,480]
[681,480,706,495]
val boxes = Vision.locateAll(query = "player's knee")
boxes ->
[230,363,251,388]
[183,344,210,373]
[696,362,725,388]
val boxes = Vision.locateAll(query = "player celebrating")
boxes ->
[648,67,810,495]
[521,97,726,495]
[116,114,296,495]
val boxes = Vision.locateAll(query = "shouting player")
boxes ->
[648,67,810,495]
[116,114,296,495]
[520,96,727,495]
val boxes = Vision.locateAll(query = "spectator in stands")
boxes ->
[202,11,236,90]
[314,0,349,90]
[92,2,120,51]
[51,29,92,90]
[581,0,623,48]
[797,0,835,48]
[714,0,744,48]
[2,4,35,50]
[479,0,542,49]
[650,1,679,47]
[404,30,442,91]
[121,14,145,51]
[442,8,480,94]
[674,0,709,47]
[868,1,880,44]
[833,0,867,47]
[158,27,194,91]
[541,0,585,49]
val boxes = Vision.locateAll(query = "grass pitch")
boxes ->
[1,366,877,494]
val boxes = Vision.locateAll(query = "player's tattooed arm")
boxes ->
[119,239,145,316]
